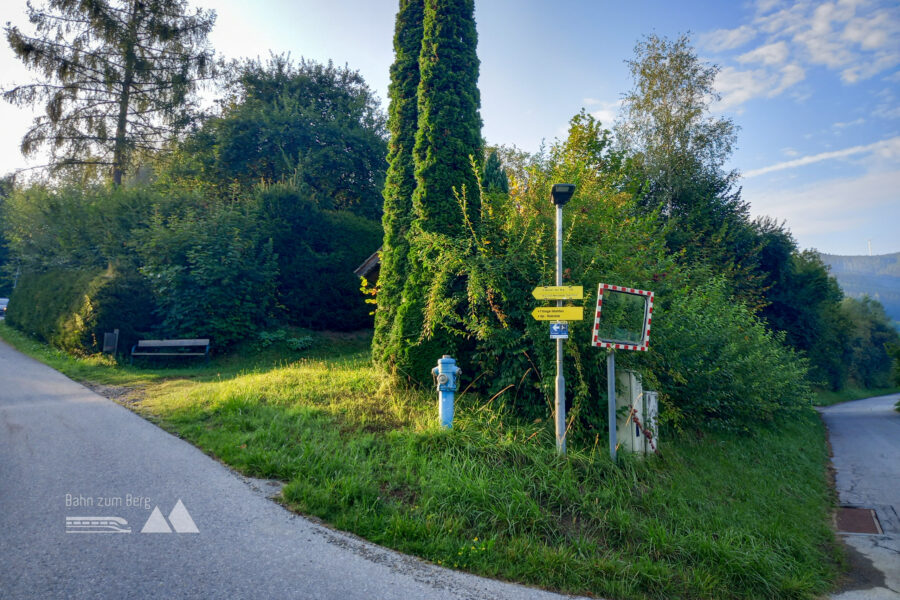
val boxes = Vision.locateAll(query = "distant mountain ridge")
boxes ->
[820,252,900,325]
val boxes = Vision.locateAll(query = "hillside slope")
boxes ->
[820,252,900,325]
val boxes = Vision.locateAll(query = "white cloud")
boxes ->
[833,118,865,128]
[771,63,806,95]
[755,3,809,37]
[874,88,900,118]
[744,169,900,242]
[738,41,789,65]
[581,98,622,128]
[714,62,804,109]
[842,9,899,51]
[793,2,900,78]
[706,0,900,110]
[715,66,773,110]
[699,25,757,52]
[754,0,783,15]
[588,100,622,126]
[743,136,900,177]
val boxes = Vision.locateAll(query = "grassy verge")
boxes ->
[0,321,371,387]
[812,385,900,407]
[0,322,840,599]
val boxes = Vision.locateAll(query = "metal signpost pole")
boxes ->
[555,199,566,455]
[549,183,574,456]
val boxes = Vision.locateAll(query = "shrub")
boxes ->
[1,183,159,273]
[408,114,670,428]
[6,267,156,355]
[889,343,900,387]
[255,329,315,353]
[136,200,278,348]
[841,296,900,388]
[648,276,813,431]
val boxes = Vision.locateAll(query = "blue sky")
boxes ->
[1,0,897,255]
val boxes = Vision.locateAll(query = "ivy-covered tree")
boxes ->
[379,0,483,382]
[373,0,424,364]
[4,0,216,185]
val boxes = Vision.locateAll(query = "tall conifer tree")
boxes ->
[380,0,483,381]
[4,0,215,184]
[373,0,424,365]
[411,0,483,236]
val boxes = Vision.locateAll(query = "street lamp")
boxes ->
[550,183,575,206]
[551,183,575,454]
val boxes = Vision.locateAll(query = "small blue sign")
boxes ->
[549,321,569,339]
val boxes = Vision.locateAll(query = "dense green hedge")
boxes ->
[256,184,382,331]
[1,181,383,353]
[6,267,156,355]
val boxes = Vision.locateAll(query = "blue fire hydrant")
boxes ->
[432,355,461,428]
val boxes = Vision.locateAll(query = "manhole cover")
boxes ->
[836,507,882,534]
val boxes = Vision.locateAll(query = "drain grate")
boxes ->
[836,507,882,534]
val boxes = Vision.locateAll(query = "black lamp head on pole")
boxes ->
[550,183,576,206]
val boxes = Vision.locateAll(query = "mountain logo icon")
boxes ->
[141,499,199,533]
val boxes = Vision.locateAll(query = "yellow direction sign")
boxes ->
[531,306,583,321]
[532,286,583,300]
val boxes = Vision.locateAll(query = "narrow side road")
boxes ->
[0,339,585,600]
[821,394,900,600]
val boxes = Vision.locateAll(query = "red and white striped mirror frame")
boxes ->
[590,283,654,351]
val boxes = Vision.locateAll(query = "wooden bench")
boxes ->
[130,339,210,365]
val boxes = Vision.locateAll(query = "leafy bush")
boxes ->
[1,177,381,349]
[1,183,159,272]
[404,114,668,421]
[6,267,156,355]
[256,329,315,352]
[841,296,900,388]
[649,276,812,431]
[161,55,387,219]
[136,200,278,348]
[891,344,900,387]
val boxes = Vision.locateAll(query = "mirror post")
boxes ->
[607,349,616,462]
[550,184,575,456]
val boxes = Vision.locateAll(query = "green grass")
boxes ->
[0,321,841,599]
[812,384,900,407]
[0,321,371,387]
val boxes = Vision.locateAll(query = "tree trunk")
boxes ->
[112,2,141,186]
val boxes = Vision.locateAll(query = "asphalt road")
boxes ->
[821,393,900,600]
[0,339,585,600]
